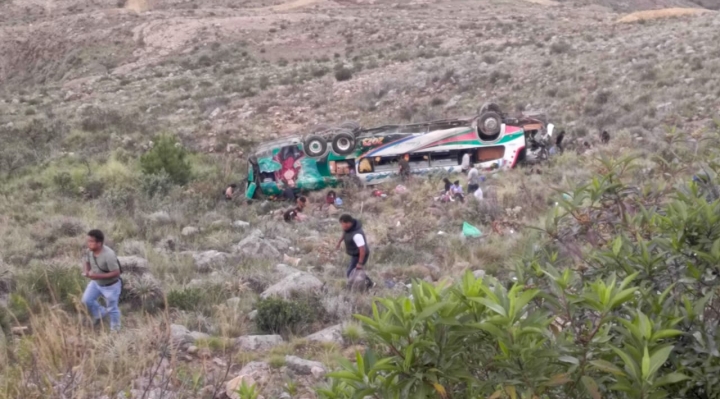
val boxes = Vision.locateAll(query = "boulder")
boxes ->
[117,256,149,275]
[234,230,281,260]
[305,324,344,345]
[147,211,172,225]
[170,324,194,348]
[191,250,230,272]
[226,362,271,399]
[275,264,301,277]
[181,226,200,237]
[285,356,326,376]
[260,272,324,299]
[233,220,251,229]
[189,331,210,342]
[347,269,370,292]
[210,219,230,229]
[235,335,284,351]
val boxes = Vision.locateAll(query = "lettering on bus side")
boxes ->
[360,137,385,148]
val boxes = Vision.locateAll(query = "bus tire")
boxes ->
[479,102,503,115]
[478,111,502,137]
[303,135,327,157]
[331,132,355,155]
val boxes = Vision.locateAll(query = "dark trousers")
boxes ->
[468,183,479,193]
[347,254,374,287]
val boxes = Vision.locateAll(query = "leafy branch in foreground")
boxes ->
[318,154,720,399]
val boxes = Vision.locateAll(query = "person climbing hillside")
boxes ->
[398,154,411,181]
[82,229,122,332]
[336,214,374,290]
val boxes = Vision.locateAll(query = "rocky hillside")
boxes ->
[1,0,720,398]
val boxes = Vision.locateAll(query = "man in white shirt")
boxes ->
[461,152,471,172]
[336,214,374,289]
[473,186,484,201]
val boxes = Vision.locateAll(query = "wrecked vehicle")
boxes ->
[245,104,552,199]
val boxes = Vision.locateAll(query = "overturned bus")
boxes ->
[245,105,551,199]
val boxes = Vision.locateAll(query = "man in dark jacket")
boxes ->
[336,214,374,289]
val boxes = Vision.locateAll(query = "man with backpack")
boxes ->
[82,229,122,332]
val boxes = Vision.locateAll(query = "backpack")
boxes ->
[93,254,124,296]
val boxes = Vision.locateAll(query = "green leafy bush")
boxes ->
[166,287,204,311]
[140,169,173,197]
[140,135,192,185]
[318,156,720,399]
[255,296,321,336]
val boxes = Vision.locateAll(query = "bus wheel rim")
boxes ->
[337,138,351,151]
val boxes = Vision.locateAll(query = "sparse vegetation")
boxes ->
[1,0,720,398]
[255,296,322,336]
[334,66,353,82]
[140,135,192,186]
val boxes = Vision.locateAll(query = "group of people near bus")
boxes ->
[433,152,484,203]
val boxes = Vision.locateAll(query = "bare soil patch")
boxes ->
[617,7,712,22]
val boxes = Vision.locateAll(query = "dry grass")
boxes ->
[617,8,713,23]
[2,0,720,396]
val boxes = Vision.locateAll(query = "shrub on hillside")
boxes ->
[167,287,204,311]
[318,156,720,399]
[334,66,353,82]
[140,135,192,186]
[14,262,85,311]
[140,169,173,197]
[255,295,322,336]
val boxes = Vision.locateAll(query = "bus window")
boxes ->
[429,151,459,168]
[407,153,430,169]
[358,158,373,174]
[330,160,354,175]
[371,157,396,173]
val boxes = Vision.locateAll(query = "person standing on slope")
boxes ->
[82,229,122,332]
[461,152,471,172]
[336,214,374,289]
[398,154,411,181]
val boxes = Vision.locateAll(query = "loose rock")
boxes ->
[181,226,200,237]
[190,250,230,272]
[226,362,272,399]
[305,324,344,345]
[235,334,285,351]
[260,272,324,299]
[285,356,326,376]
[147,211,172,225]
[233,220,251,228]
